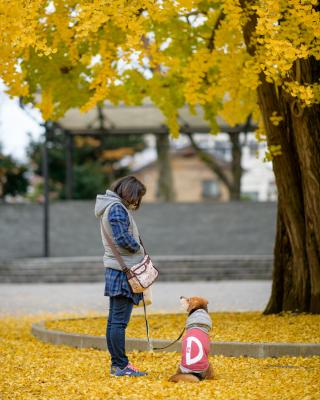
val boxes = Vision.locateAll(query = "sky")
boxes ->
[0,82,44,162]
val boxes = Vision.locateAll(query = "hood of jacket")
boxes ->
[186,309,212,332]
[94,190,123,218]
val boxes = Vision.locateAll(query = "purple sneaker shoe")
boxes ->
[114,363,147,377]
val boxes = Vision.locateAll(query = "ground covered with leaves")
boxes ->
[1,314,320,400]
[46,312,320,343]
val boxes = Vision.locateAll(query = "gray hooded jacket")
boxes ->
[94,190,144,270]
[186,309,212,333]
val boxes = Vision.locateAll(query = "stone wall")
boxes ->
[0,201,277,261]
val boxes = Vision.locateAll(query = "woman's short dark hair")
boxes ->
[110,175,146,209]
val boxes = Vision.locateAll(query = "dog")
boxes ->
[169,296,214,383]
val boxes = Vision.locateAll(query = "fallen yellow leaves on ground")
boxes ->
[46,312,320,343]
[0,314,320,400]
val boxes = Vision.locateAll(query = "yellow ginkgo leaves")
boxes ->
[1,313,320,400]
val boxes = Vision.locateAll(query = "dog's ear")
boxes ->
[197,297,208,307]
[188,297,208,312]
[199,297,209,311]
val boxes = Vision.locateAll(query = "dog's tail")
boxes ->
[169,373,200,383]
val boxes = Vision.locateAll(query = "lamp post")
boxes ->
[42,121,51,257]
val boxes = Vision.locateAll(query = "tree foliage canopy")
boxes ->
[1,0,319,143]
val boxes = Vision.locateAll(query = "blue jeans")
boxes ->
[106,295,134,369]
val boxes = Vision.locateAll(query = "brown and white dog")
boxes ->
[169,296,214,383]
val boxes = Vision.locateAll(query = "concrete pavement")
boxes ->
[0,280,272,315]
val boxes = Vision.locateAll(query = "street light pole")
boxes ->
[42,122,50,257]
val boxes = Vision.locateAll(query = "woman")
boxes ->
[95,175,147,377]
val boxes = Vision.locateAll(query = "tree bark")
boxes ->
[155,133,176,202]
[260,73,320,314]
[240,1,320,313]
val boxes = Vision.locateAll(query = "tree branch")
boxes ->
[207,10,226,52]
[238,0,258,57]
[186,133,233,192]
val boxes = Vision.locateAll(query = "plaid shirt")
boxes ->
[108,204,140,253]
[104,203,143,304]
[104,268,142,305]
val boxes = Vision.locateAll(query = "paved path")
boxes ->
[0,281,272,315]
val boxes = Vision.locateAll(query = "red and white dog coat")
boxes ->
[179,308,212,373]
[180,327,210,372]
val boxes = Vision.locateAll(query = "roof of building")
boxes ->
[57,101,256,135]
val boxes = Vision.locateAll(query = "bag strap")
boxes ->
[139,236,146,254]
[100,218,129,273]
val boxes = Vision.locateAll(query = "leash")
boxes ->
[142,297,153,351]
[153,327,186,350]
[143,297,185,351]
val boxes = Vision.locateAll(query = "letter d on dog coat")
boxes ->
[186,336,204,365]
[181,328,210,372]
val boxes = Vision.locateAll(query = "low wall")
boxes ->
[0,201,277,261]
[32,319,320,358]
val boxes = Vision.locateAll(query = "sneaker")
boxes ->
[110,365,117,375]
[113,363,147,377]
[127,363,147,374]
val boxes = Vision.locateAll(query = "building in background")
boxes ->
[119,133,277,202]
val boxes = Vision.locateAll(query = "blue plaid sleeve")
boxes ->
[107,203,140,253]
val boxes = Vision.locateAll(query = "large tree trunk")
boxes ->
[241,2,320,313]
[258,63,320,314]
